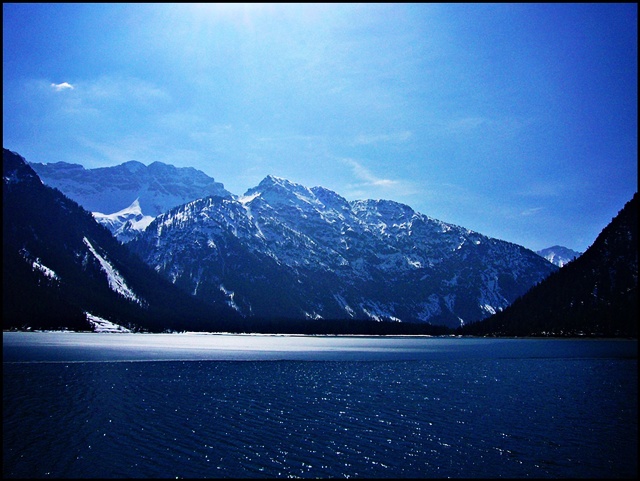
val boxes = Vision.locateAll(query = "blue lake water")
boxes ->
[3,332,638,478]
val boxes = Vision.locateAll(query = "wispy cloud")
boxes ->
[520,206,544,216]
[353,130,412,145]
[51,82,74,91]
[339,157,423,203]
[342,158,399,187]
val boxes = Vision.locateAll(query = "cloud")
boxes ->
[340,157,422,206]
[340,157,423,199]
[51,82,74,91]
[353,130,412,145]
[520,207,544,217]
[342,158,399,187]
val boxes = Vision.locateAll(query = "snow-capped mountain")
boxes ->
[129,174,558,328]
[3,148,239,332]
[464,193,638,337]
[92,199,155,244]
[536,245,582,267]
[29,159,232,241]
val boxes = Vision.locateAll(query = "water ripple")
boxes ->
[4,358,637,478]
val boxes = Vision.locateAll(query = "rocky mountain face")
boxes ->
[536,245,582,267]
[128,175,558,328]
[29,159,231,241]
[3,149,239,332]
[462,193,638,337]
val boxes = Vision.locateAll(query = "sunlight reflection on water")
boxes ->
[3,332,637,362]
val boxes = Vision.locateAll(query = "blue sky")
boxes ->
[3,3,637,252]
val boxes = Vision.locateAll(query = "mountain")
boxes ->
[536,245,582,267]
[460,193,638,337]
[3,148,240,332]
[29,159,232,241]
[128,175,558,329]
[92,199,155,244]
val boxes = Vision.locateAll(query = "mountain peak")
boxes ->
[111,197,143,217]
[536,245,582,267]
[129,197,142,212]
[122,160,146,173]
[244,175,317,206]
[92,197,154,243]
[258,174,293,188]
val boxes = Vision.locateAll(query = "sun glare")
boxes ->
[185,3,274,25]
[182,3,326,28]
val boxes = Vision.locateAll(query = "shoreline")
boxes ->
[3,329,637,341]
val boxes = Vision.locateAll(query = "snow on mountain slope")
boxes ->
[86,313,132,333]
[129,175,558,328]
[83,237,144,306]
[92,199,155,243]
[536,245,582,267]
[21,249,61,282]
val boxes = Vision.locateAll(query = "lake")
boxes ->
[3,332,637,478]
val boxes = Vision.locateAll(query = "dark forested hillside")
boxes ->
[459,193,638,337]
[3,148,240,332]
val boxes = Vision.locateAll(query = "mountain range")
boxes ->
[6,149,636,335]
[30,159,580,266]
[27,158,560,328]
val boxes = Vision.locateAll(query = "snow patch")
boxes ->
[83,237,143,305]
[406,257,423,269]
[32,258,60,281]
[20,248,61,282]
[480,304,497,315]
[333,293,356,317]
[360,301,401,322]
[220,285,241,312]
[86,312,132,332]
[238,192,261,204]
